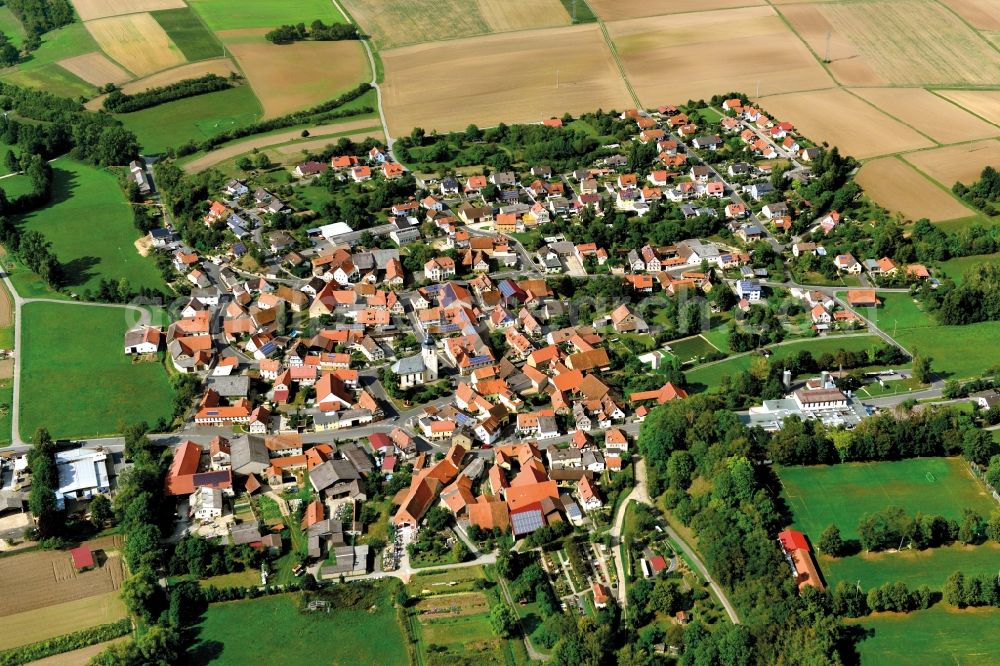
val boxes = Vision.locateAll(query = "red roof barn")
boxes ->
[70,545,95,571]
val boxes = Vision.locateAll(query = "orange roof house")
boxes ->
[629,381,688,405]
[468,495,511,531]
[778,529,824,591]
[505,480,559,511]
[846,290,880,308]
[301,499,324,529]
[165,442,202,495]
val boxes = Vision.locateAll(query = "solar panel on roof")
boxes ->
[511,509,544,536]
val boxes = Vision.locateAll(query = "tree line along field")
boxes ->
[188,589,408,665]
[822,542,1000,590]
[20,302,175,440]
[12,160,164,296]
[778,457,995,544]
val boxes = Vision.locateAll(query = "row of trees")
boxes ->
[943,571,1000,608]
[265,20,360,44]
[853,506,987,552]
[103,74,234,113]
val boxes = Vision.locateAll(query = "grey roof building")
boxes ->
[231,436,269,475]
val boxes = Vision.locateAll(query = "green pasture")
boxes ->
[189,589,407,665]
[187,0,346,31]
[117,85,262,154]
[778,457,995,543]
[152,8,226,62]
[852,605,1000,665]
[821,542,1000,589]
[15,160,164,295]
[20,302,175,440]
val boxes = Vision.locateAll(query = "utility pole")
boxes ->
[824,30,832,63]
[556,69,560,89]
[572,0,578,22]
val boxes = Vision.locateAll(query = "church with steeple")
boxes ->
[391,335,438,389]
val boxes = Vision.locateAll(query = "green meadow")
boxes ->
[852,606,1000,665]
[152,8,226,62]
[20,302,175,439]
[14,160,164,296]
[117,85,262,154]
[187,0,346,31]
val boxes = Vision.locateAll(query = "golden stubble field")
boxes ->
[856,157,973,222]
[761,88,934,159]
[342,0,570,49]
[815,0,1000,85]
[381,24,633,134]
[608,7,833,105]
[588,0,765,20]
[903,141,1000,188]
[221,30,369,119]
[850,88,1000,145]
[936,90,1000,126]
[779,3,885,86]
[85,13,186,77]
[57,52,133,86]
[939,0,1000,30]
[70,0,186,21]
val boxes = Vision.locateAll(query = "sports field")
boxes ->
[609,8,833,104]
[666,335,719,363]
[189,588,407,666]
[187,0,345,31]
[382,24,632,134]
[822,542,1000,590]
[15,160,164,294]
[856,157,973,223]
[685,335,882,390]
[852,606,1000,665]
[779,457,995,543]
[152,7,226,62]
[850,88,1000,145]
[221,30,369,118]
[902,141,1000,189]
[760,89,934,159]
[342,0,571,49]
[118,84,262,153]
[20,301,175,440]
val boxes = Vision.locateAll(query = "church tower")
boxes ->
[422,335,438,382]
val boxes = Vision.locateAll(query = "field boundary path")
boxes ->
[329,0,397,159]
[610,459,741,624]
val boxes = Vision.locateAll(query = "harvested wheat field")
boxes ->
[71,0,186,21]
[588,0,764,20]
[182,118,383,172]
[818,0,1000,85]
[382,24,632,135]
[761,88,933,159]
[0,592,127,650]
[86,13,186,77]
[609,8,833,105]
[939,0,1000,30]
[850,88,1000,144]
[342,0,570,49]
[57,52,133,87]
[0,537,124,619]
[936,90,1000,126]
[857,157,972,222]
[222,30,368,118]
[903,141,1000,188]
[779,3,885,85]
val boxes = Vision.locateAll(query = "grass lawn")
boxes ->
[15,160,164,296]
[0,173,36,198]
[152,8,226,62]
[851,605,1000,665]
[0,7,26,48]
[189,588,407,666]
[821,542,1000,590]
[20,302,175,439]
[187,0,345,31]
[407,566,486,596]
[666,335,719,363]
[854,293,1000,380]
[778,457,995,543]
[685,335,882,390]
[934,214,999,234]
[118,85,262,154]
[935,251,1000,284]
